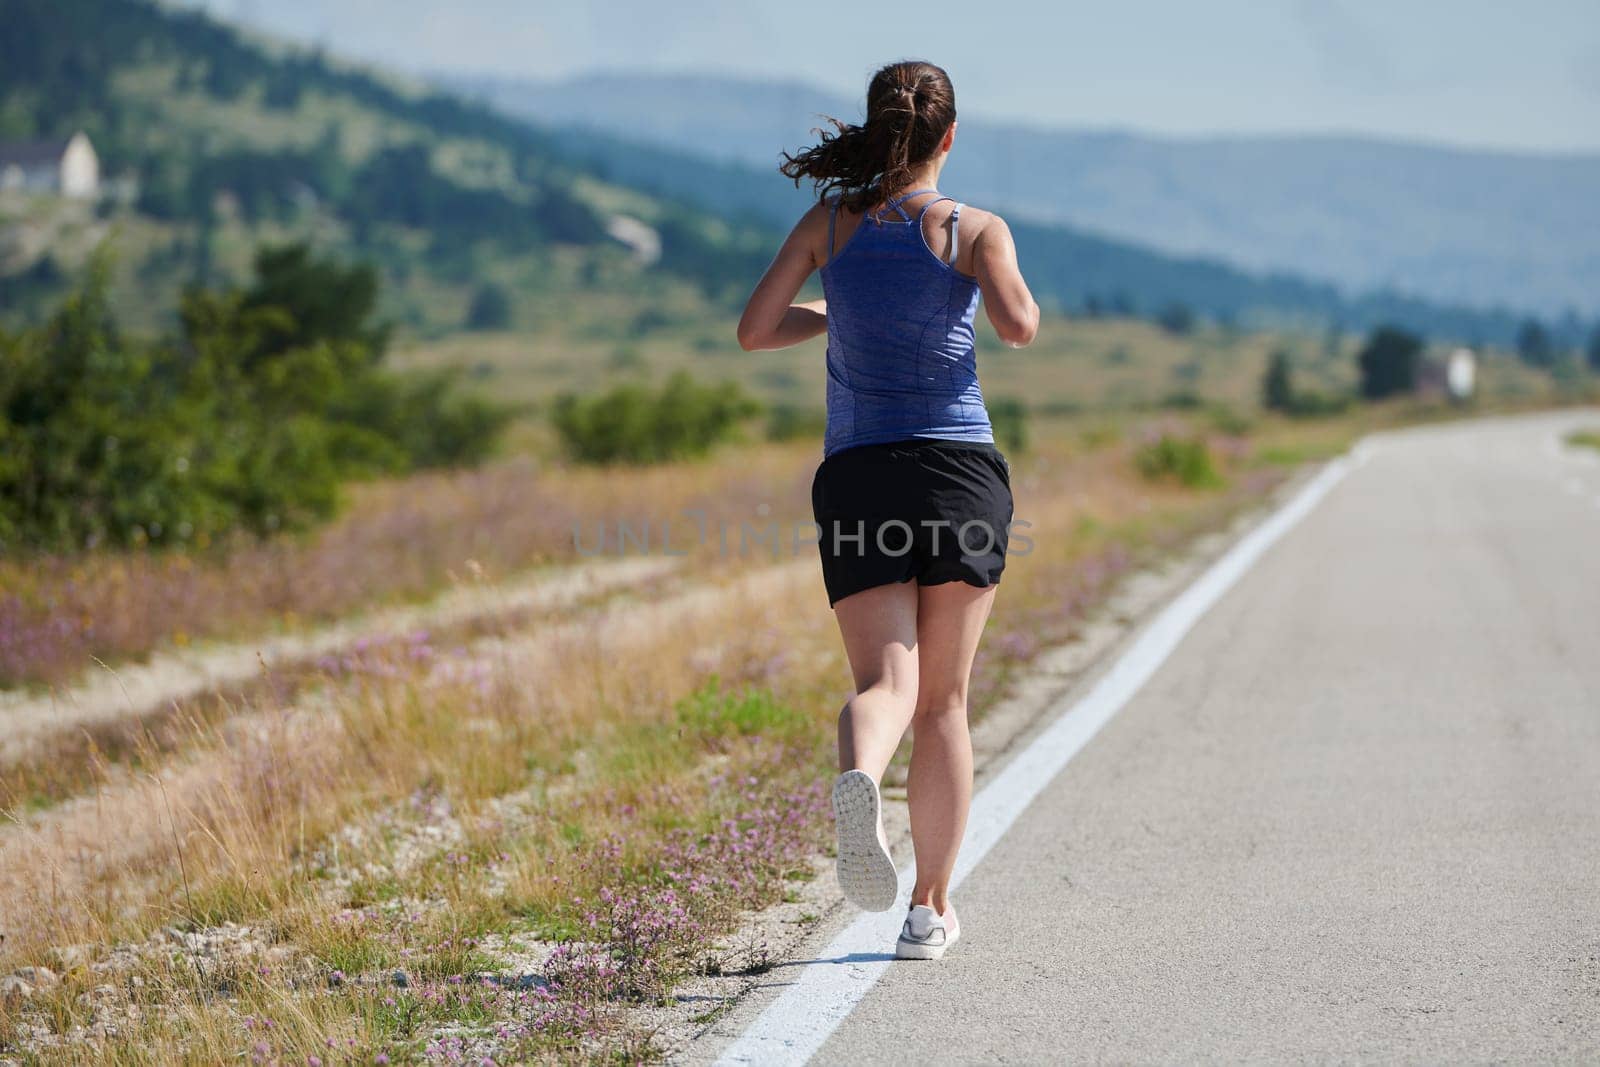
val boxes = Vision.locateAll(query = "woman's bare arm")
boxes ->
[972,214,1040,348]
[737,203,829,351]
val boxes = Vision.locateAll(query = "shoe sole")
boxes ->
[895,938,945,960]
[831,770,898,912]
[896,926,959,961]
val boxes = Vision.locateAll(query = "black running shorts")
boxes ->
[809,437,1013,607]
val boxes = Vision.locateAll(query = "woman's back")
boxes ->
[819,187,992,457]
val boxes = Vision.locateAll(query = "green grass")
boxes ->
[1567,430,1600,453]
[1134,434,1226,489]
[674,683,810,740]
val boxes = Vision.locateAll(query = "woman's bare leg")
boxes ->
[907,580,997,915]
[832,580,921,781]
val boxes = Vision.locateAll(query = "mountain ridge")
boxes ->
[446,70,1600,318]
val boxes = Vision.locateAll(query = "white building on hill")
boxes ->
[1417,346,1478,404]
[0,131,100,199]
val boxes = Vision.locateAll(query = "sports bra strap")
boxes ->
[872,187,939,222]
[912,194,955,223]
[907,194,962,265]
[887,186,937,205]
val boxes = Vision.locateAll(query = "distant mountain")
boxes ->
[446,71,1600,319]
[447,88,1554,348]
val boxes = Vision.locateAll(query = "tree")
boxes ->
[1156,302,1195,336]
[240,243,389,365]
[1262,350,1295,412]
[1587,324,1600,373]
[465,283,513,331]
[0,245,509,552]
[1515,318,1554,367]
[1356,325,1423,400]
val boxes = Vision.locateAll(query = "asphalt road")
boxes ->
[701,410,1600,1064]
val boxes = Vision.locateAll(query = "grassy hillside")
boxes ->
[0,0,770,334]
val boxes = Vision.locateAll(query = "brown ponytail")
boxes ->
[780,60,957,213]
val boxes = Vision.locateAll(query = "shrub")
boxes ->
[1134,434,1224,489]
[1159,390,1204,410]
[1156,302,1196,335]
[1286,390,1352,417]
[1262,349,1352,417]
[1205,404,1254,436]
[764,404,826,443]
[464,283,513,330]
[1515,318,1554,368]
[1357,325,1423,399]
[551,371,760,464]
[987,397,1029,453]
[1262,350,1295,412]
[0,244,509,552]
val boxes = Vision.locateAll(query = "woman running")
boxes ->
[737,59,1040,960]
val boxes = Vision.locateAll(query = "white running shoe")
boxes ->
[896,903,960,960]
[830,770,898,912]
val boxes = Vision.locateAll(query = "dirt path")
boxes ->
[0,556,815,946]
[0,556,678,766]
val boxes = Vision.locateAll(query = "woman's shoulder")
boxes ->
[948,201,1005,235]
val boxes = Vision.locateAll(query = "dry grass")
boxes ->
[0,441,817,691]
[1,412,1345,1061]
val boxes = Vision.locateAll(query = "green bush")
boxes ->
[1262,350,1295,412]
[0,244,510,552]
[1286,389,1352,417]
[1262,348,1352,417]
[1357,325,1423,399]
[464,283,513,331]
[1134,434,1225,489]
[765,404,826,443]
[987,397,1030,453]
[551,370,760,464]
[1159,390,1204,410]
[1205,404,1255,436]
[1156,302,1196,335]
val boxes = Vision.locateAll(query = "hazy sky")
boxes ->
[192,0,1600,154]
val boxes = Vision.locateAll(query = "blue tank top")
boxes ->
[819,187,994,457]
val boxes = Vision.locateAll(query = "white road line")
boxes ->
[711,451,1364,1067]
